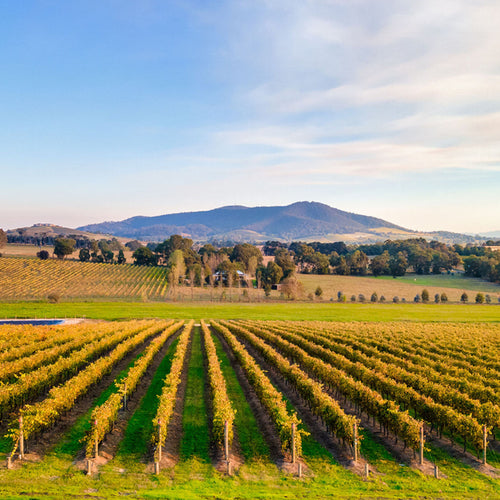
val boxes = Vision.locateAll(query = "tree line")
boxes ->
[3,227,499,286]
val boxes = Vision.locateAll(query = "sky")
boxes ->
[1,0,499,234]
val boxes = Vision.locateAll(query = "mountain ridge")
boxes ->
[77,201,407,242]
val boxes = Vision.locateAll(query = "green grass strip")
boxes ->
[1,301,500,323]
[179,327,210,461]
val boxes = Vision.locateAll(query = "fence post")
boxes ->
[483,425,487,465]
[353,423,358,463]
[224,420,229,462]
[87,459,92,475]
[297,462,302,478]
[123,383,127,410]
[94,419,99,459]
[7,454,12,469]
[434,464,439,479]
[419,426,424,465]
[157,419,162,463]
[19,417,24,460]
[364,463,369,478]
[291,423,296,464]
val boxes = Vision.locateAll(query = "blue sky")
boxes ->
[1,0,499,233]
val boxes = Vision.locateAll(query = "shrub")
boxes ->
[308,292,314,301]
[315,286,323,299]
[440,292,448,302]
[350,295,356,302]
[421,289,429,302]
[358,294,366,303]
[370,292,378,302]
[414,294,421,303]
[48,292,60,304]
[37,250,50,260]
[461,292,468,303]
[485,294,491,304]
[339,294,347,302]
[434,293,440,303]
[392,296,399,303]
[475,293,485,304]
[379,295,386,302]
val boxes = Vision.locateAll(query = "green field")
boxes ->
[377,273,500,293]
[0,300,499,322]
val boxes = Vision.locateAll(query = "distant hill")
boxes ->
[76,201,484,244]
[77,202,404,241]
[6,224,130,244]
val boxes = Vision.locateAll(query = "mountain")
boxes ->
[77,201,408,242]
[480,230,500,239]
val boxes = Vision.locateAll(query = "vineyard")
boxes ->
[0,319,498,499]
[0,257,169,300]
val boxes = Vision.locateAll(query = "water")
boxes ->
[0,319,66,325]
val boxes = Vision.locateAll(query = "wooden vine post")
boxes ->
[224,420,229,462]
[353,422,358,463]
[94,419,99,459]
[291,423,296,464]
[19,416,24,460]
[123,383,127,410]
[155,418,161,475]
[419,426,424,465]
[483,425,487,465]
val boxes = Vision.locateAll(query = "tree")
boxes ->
[434,293,440,303]
[79,248,90,262]
[262,261,283,286]
[334,256,349,275]
[348,250,368,276]
[370,292,378,303]
[133,247,156,266]
[156,235,193,265]
[37,250,50,260]
[117,249,126,264]
[125,240,142,252]
[475,293,485,304]
[231,243,262,271]
[168,250,186,287]
[440,292,448,302]
[421,289,430,302]
[460,292,468,303]
[280,275,304,300]
[370,251,390,277]
[102,249,114,263]
[389,252,408,277]
[310,252,330,274]
[274,249,296,278]
[315,286,323,299]
[53,238,75,259]
[0,229,7,249]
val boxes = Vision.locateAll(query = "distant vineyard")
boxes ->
[0,257,169,300]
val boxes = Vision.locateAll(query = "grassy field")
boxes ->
[299,273,500,303]
[0,300,499,322]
